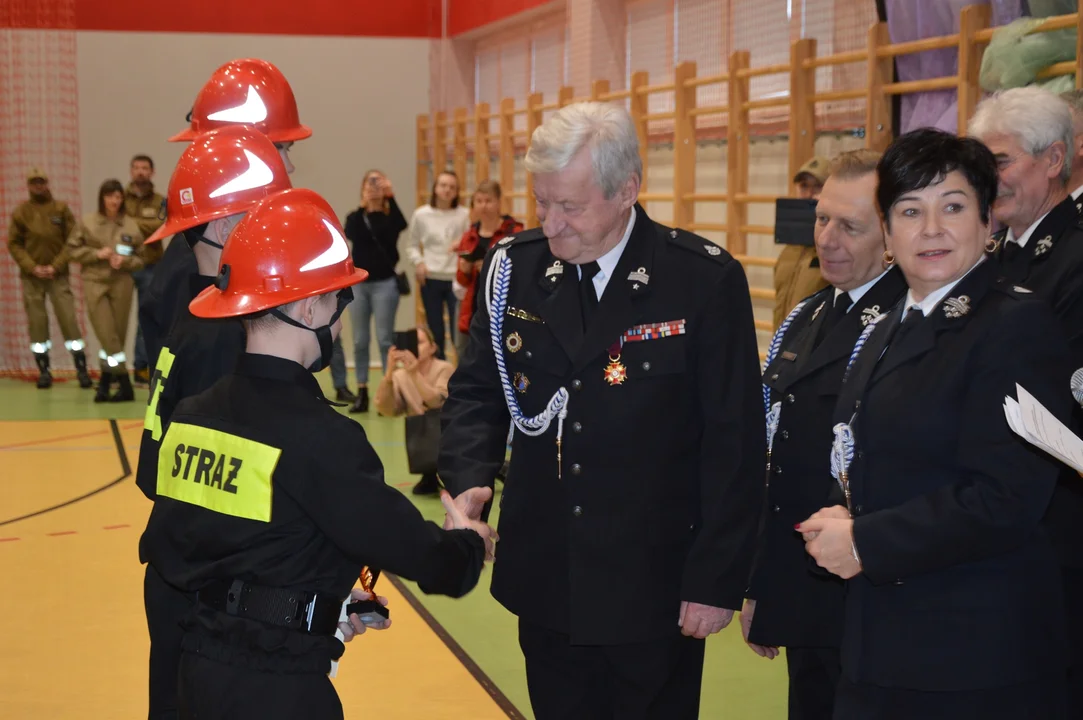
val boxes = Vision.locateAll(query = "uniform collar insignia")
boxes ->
[860,305,882,326]
[1034,235,1053,257]
[627,266,649,286]
[809,300,826,322]
[544,260,563,281]
[942,295,971,319]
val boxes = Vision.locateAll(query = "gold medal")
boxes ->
[506,332,523,353]
[604,355,627,385]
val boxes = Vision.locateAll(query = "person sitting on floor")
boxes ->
[374,325,454,495]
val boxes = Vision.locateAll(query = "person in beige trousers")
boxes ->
[7,167,93,389]
[66,178,145,402]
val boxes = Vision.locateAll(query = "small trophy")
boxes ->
[345,566,389,625]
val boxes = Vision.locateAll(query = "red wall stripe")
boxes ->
[3,0,441,37]
[448,0,553,36]
[3,0,550,37]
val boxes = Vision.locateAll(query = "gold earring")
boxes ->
[882,250,895,265]
[985,236,1000,253]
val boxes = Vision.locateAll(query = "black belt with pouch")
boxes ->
[197,578,343,636]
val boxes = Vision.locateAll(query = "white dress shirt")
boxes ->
[901,256,986,319]
[576,207,636,300]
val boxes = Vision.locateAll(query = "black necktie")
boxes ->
[578,261,601,330]
[896,305,924,338]
[814,291,851,348]
[1000,239,1028,278]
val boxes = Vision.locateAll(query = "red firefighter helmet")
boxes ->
[170,58,312,144]
[146,126,292,244]
[189,188,368,318]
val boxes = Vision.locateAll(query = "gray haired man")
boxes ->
[970,85,1083,717]
[438,102,765,719]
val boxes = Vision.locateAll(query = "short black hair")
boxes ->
[430,170,460,209]
[97,178,125,215]
[131,154,154,170]
[876,128,998,231]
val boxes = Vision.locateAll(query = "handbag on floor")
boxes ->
[404,408,441,475]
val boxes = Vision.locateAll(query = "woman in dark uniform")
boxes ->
[797,128,1073,719]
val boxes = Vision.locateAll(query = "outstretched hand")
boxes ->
[441,489,498,562]
[453,486,492,521]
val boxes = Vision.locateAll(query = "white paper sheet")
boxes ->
[1004,384,1083,474]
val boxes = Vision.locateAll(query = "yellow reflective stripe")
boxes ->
[144,347,177,440]
[157,422,281,523]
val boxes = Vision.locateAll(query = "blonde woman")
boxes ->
[405,171,469,356]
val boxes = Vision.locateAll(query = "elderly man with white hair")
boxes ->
[1060,88,1083,212]
[438,102,765,719]
[970,85,1083,718]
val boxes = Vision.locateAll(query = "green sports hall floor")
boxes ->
[0,371,787,718]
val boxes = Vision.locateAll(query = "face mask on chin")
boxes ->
[269,287,354,372]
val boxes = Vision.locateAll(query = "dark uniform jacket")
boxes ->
[749,267,907,649]
[831,258,1070,691]
[993,195,1083,570]
[140,353,486,672]
[135,275,246,504]
[439,205,765,645]
[140,237,199,372]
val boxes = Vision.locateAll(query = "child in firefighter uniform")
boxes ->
[135,125,293,720]
[139,188,493,719]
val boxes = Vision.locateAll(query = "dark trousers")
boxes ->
[834,675,1066,720]
[145,563,193,720]
[177,652,342,720]
[132,265,155,371]
[517,619,704,720]
[787,647,841,720]
[1065,567,1083,719]
[419,279,457,357]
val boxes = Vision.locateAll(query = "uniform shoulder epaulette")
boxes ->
[992,276,1036,299]
[497,227,547,250]
[663,226,733,266]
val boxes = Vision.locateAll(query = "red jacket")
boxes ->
[456,215,523,333]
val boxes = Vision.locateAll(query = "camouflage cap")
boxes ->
[793,156,829,185]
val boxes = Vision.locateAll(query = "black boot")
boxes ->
[94,364,113,403]
[110,372,135,402]
[71,350,92,389]
[349,386,370,414]
[411,473,441,496]
[33,352,52,389]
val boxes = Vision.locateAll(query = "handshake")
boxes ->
[441,486,499,563]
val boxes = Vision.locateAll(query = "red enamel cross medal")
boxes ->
[604,357,627,385]
[604,338,626,386]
